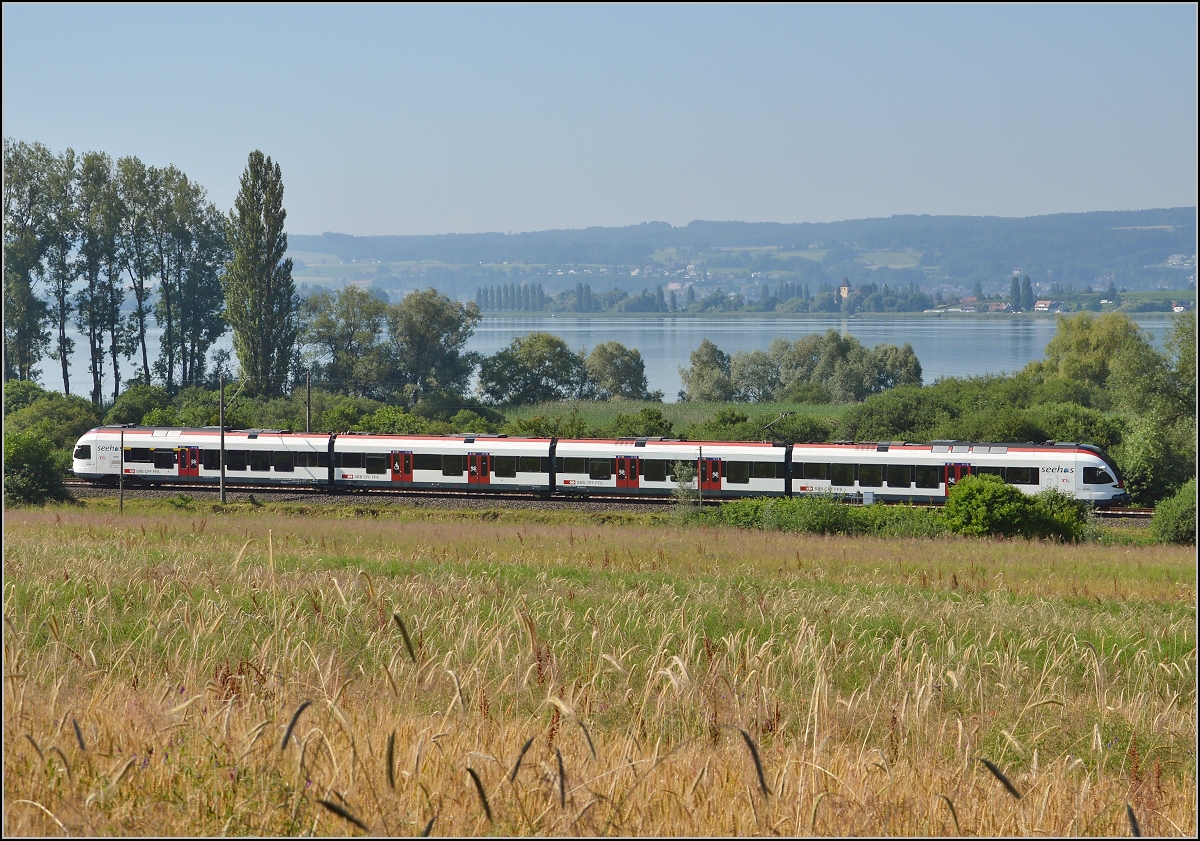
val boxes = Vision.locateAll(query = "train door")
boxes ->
[945,463,972,489]
[178,446,199,478]
[616,456,639,490]
[700,458,722,492]
[468,453,490,485]
[391,451,413,483]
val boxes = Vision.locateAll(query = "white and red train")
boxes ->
[72,425,1131,506]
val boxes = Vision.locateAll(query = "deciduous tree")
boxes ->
[478,332,591,405]
[386,288,481,395]
[678,338,733,402]
[299,285,390,397]
[586,341,660,401]
[3,138,55,382]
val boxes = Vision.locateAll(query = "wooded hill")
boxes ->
[291,208,1196,291]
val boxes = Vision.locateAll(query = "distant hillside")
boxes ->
[290,208,1196,292]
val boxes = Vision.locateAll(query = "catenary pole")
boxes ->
[219,375,226,504]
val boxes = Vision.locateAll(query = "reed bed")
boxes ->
[3,506,1195,836]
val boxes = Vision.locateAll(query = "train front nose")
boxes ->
[72,442,104,481]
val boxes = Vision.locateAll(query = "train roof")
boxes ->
[83,427,1113,459]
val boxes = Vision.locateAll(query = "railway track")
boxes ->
[1092,507,1154,519]
[62,479,684,510]
[64,480,1157,519]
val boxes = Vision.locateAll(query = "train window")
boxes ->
[250,451,271,472]
[316,452,330,468]
[519,457,546,473]
[1083,467,1114,485]
[589,459,612,480]
[830,463,854,486]
[915,465,941,488]
[413,454,440,471]
[442,455,465,476]
[1005,466,1038,485]
[127,447,151,463]
[493,456,517,478]
[801,462,829,481]
[562,458,586,474]
[886,465,913,488]
[642,459,668,482]
[339,452,364,470]
[153,450,176,470]
[202,449,221,470]
[858,465,882,487]
[724,461,751,484]
[752,462,783,479]
[226,450,248,471]
[977,466,1003,478]
[274,452,295,472]
[73,445,91,460]
[294,452,310,468]
[365,454,387,475]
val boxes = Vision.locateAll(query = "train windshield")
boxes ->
[73,445,91,459]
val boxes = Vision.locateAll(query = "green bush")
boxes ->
[3,431,73,506]
[3,380,50,416]
[141,406,180,426]
[943,475,1090,541]
[939,407,1043,445]
[711,495,947,538]
[503,408,593,438]
[1022,402,1125,452]
[104,383,172,425]
[1030,488,1092,542]
[838,384,956,442]
[854,502,950,538]
[412,390,504,425]
[943,474,1037,538]
[4,393,103,450]
[1151,479,1196,545]
[607,407,675,438]
[448,409,498,434]
[1112,414,1195,505]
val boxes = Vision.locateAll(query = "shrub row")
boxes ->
[703,475,1094,542]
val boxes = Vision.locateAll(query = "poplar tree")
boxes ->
[222,151,296,397]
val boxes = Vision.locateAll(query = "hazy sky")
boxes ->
[4,4,1196,236]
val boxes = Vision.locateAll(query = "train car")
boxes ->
[330,432,552,492]
[552,438,788,498]
[71,426,332,485]
[788,440,1130,505]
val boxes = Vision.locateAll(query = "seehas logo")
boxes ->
[1043,466,1075,474]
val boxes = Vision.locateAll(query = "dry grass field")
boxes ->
[3,501,1196,836]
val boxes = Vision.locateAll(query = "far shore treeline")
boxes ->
[3,138,1196,528]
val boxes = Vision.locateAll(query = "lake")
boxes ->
[50,315,1173,403]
